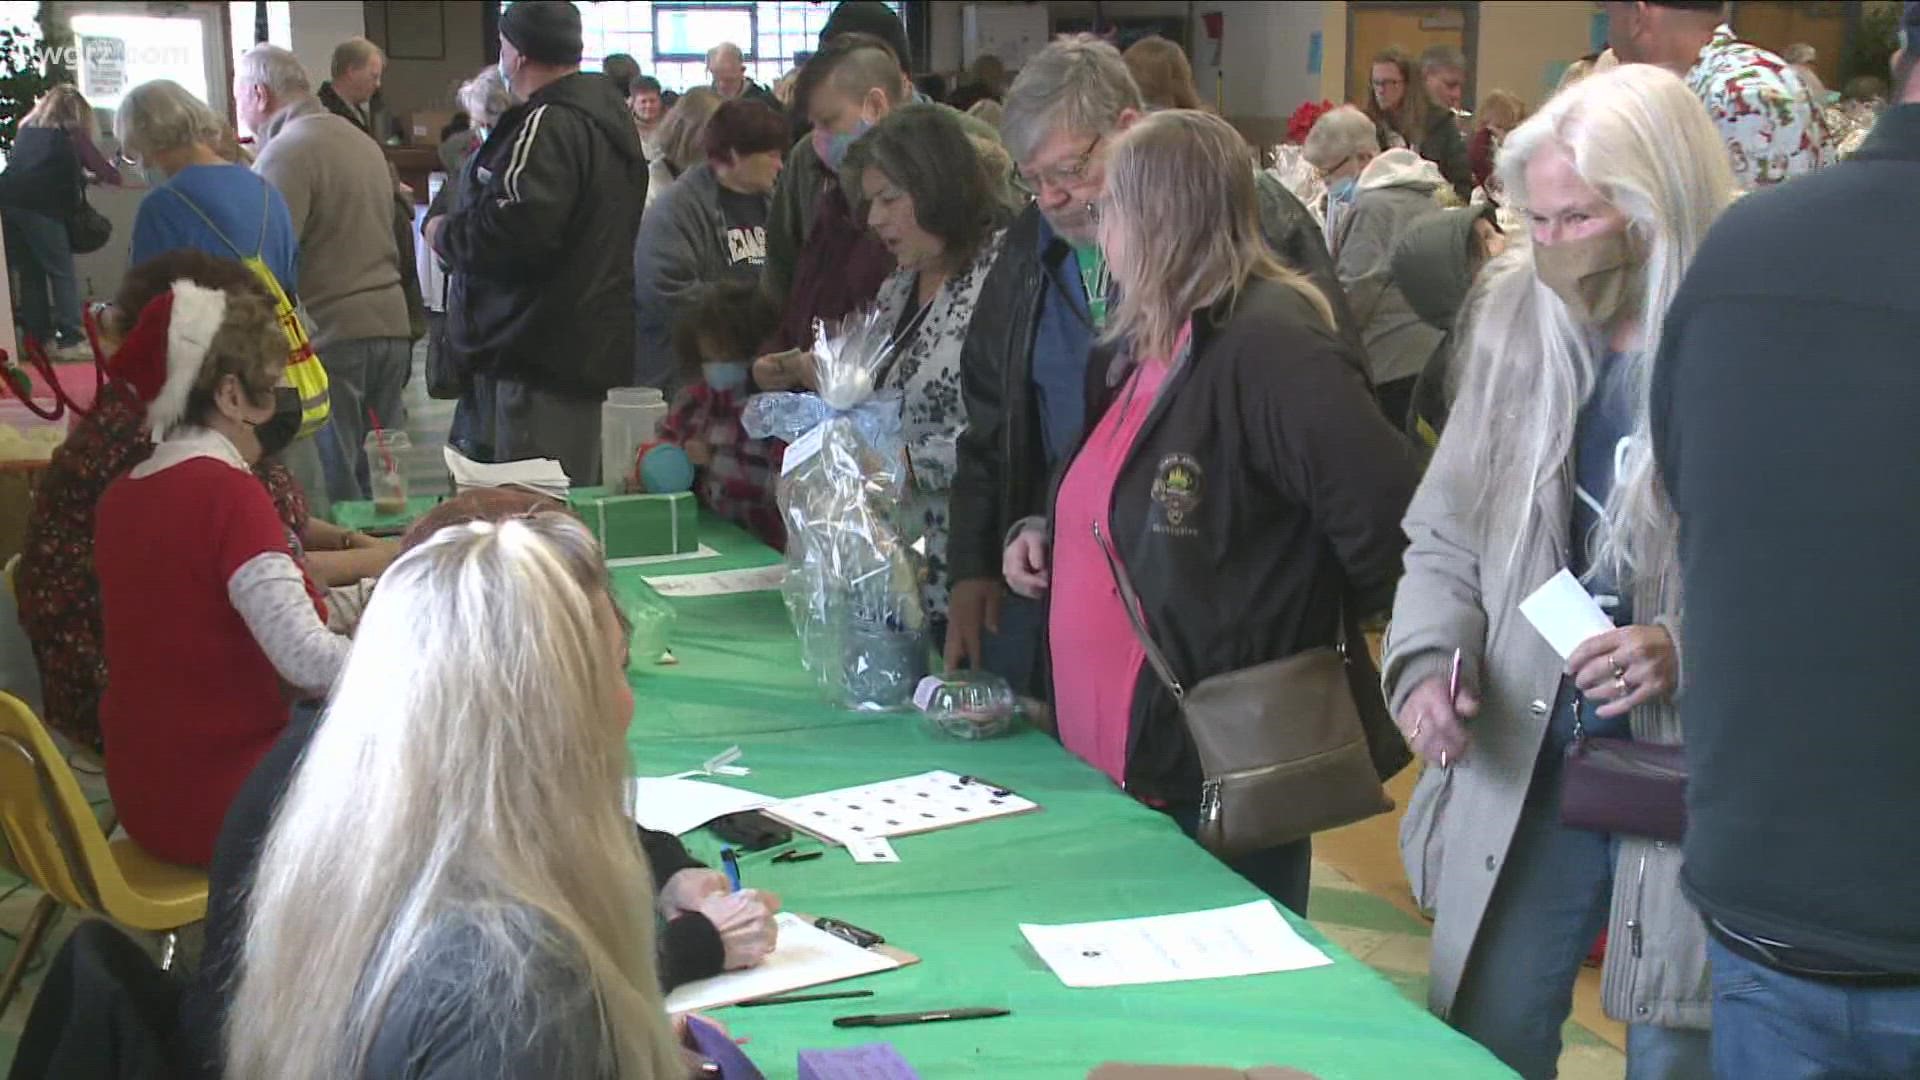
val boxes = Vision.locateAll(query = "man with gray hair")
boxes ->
[943,36,1144,683]
[707,41,781,109]
[239,44,412,504]
[318,36,405,145]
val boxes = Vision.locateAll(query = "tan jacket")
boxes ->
[1382,416,1709,1030]
[253,97,411,348]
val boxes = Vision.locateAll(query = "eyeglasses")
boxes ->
[1020,134,1103,194]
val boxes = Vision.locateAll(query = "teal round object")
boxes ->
[637,442,695,493]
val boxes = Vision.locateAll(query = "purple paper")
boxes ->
[687,1016,766,1080]
[797,1043,920,1080]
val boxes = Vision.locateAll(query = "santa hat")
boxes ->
[106,279,228,439]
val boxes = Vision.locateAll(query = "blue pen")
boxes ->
[720,847,742,893]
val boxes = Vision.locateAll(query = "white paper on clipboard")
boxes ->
[663,913,903,1013]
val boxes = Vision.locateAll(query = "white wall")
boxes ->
[1191,2,1327,118]
[287,0,365,90]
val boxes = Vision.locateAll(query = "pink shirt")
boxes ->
[1049,331,1186,787]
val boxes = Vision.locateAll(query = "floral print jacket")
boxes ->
[872,229,1007,621]
[1687,24,1830,189]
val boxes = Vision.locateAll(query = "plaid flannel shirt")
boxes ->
[661,383,786,550]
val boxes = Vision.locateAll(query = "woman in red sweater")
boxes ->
[93,277,349,867]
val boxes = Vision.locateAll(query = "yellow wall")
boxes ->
[1316,0,1595,111]
[1474,0,1595,108]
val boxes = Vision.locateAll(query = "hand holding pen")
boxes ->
[1397,646,1478,769]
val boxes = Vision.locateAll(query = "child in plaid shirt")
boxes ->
[662,281,787,549]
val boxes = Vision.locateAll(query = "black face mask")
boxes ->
[246,387,303,460]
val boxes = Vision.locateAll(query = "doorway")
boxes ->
[1346,2,1479,110]
[1731,1,1853,93]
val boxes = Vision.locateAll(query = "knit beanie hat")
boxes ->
[818,1,910,73]
[501,1,584,67]
[107,281,228,439]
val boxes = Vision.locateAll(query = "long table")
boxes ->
[618,521,1514,1079]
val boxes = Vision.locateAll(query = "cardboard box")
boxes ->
[568,487,699,559]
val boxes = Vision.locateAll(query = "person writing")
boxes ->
[225,514,737,1077]
[94,275,350,869]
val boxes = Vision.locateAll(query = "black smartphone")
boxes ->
[708,810,793,851]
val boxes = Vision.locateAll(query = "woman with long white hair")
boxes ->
[226,514,687,1078]
[1384,64,1735,1078]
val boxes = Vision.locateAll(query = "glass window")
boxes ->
[509,1,901,93]
[67,11,209,113]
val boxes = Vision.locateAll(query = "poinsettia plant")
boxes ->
[1286,99,1336,145]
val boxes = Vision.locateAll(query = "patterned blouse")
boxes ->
[871,229,1007,621]
[16,381,307,754]
[1686,24,1830,190]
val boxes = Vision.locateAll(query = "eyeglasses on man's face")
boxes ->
[1020,134,1103,195]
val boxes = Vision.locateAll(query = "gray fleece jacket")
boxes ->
[1332,150,1452,388]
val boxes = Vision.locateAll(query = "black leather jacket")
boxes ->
[948,188,1369,585]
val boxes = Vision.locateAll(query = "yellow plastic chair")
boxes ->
[0,692,206,1015]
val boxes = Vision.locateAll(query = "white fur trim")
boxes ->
[148,280,227,438]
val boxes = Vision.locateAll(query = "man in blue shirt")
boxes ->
[946,38,1144,689]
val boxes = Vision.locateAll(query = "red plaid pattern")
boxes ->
[661,384,787,550]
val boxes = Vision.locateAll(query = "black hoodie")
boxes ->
[437,72,648,396]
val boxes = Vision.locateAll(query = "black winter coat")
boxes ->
[436,72,648,396]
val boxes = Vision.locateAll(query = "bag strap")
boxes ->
[164,183,262,260]
[1093,519,1355,706]
[1093,520,1188,702]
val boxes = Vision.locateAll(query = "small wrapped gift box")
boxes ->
[566,486,698,558]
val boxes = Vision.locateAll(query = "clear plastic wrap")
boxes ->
[1267,145,1327,227]
[744,311,928,711]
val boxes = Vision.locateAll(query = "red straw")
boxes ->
[367,407,397,474]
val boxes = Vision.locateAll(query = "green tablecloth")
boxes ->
[329,495,441,534]
[620,523,1513,1079]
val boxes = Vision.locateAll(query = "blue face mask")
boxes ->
[811,119,870,170]
[702,361,750,394]
[1329,177,1359,202]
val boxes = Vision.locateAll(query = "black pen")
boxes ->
[772,849,823,864]
[834,1007,1010,1028]
[738,989,875,1007]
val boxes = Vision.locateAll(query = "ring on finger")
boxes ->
[1609,656,1627,680]
[1614,674,1630,694]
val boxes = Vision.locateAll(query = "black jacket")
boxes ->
[0,126,82,214]
[1421,106,1474,202]
[437,72,648,396]
[9,921,184,1080]
[1049,278,1420,802]
[317,81,407,145]
[1652,104,1920,974]
[948,194,1369,585]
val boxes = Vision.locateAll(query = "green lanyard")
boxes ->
[1072,244,1109,330]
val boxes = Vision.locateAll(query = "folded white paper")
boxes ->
[642,564,788,598]
[1020,900,1332,988]
[1518,568,1615,660]
[627,777,771,836]
[443,445,571,498]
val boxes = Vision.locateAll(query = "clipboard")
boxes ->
[663,912,920,1014]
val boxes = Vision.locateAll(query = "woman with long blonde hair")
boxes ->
[0,84,119,357]
[1384,64,1736,1078]
[225,514,685,1079]
[1004,110,1419,915]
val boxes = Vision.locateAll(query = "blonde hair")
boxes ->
[1100,109,1332,360]
[180,288,288,429]
[659,86,722,173]
[226,515,682,1080]
[114,79,225,162]
[1445,64,1735,616]
[22,85,94,134]
[1122,36,1201,111]
[1476,89,1528,132]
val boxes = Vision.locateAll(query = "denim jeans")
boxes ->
[453,373,601,485]
[315,337,413,502]
[979,592,1044,698]
[3,207,82,345]
[1449,681,1710,1079]
[1710,937,1920,1079]
[1450,792,1710,1078]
